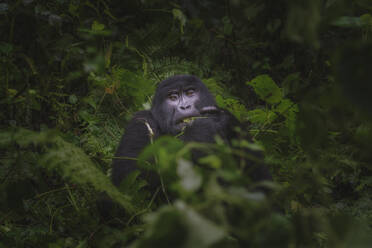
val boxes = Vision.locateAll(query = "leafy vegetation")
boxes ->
[1,0,372,247]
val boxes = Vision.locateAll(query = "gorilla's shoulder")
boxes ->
[125,110,159,137]
[130,110,156,124]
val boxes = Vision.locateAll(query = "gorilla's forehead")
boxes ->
[159,81,198,92]
[156,75,204,94]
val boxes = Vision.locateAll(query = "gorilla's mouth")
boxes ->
[175,106,219,126]
[176,116,198,125]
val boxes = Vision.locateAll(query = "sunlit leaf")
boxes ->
[92,21,105,31]
[177,159,202,192]
[247,75,282,104]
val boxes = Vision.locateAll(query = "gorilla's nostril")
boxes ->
[180,105,191,110]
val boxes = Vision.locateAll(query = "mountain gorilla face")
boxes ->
[151,75,218,135]
[164,85,200,133]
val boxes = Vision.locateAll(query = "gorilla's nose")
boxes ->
[180,104,191,110]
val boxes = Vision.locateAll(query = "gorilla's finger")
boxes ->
[200,106,219,114]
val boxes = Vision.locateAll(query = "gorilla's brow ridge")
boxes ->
[163,82,197,92]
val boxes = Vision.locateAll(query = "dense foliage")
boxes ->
[1,0,372,247]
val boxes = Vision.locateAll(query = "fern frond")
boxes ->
[1,128,136,214]
[149,56,202,81]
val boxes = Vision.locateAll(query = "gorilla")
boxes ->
[112,75,271,189]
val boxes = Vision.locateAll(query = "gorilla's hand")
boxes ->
[199,106,238,132]
[200,106,220,115]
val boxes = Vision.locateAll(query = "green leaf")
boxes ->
[92,21,105,31]
[177,159,202,192]
[82,97,97,110]
[68,94,78,104]
[239,140,264,151]
[247,109,277,124]
[119,170,142,192]
[247,75,282,104]
[215,95,247,121]
[172,9,187,33]
[275,99,297,115]
[175,201,225,247]
[136,201,225,248]
[360,13,372,25]
[0,42,12,54]
[198,155,222,169]
[332,16,363,27]
[138,136,184,172]
[68,3,79,17]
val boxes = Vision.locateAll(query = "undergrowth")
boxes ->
[1,0,372,247]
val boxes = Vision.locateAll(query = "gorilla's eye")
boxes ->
[185,89,195,97]
[168,93,178,101]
